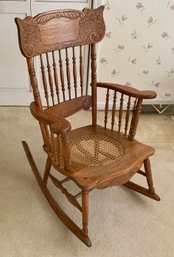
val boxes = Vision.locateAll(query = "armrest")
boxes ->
[97,82,157,99]
[30,102,71,134]
[50,119,71,135]
[30,102,56,125]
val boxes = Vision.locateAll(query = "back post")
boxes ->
[91,44,97,126]
[27,58,50,147]
[27,58,42,109]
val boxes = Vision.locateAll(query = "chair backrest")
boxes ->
[15,6,149,141]
[15,6,105,115]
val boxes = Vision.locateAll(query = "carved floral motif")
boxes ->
[18,17,42,57]
[79,6,105,44]
[16,6,105,58]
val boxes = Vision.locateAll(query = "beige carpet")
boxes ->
[0,107,174,257]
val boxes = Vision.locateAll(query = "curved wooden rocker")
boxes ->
[15,6,160,247]
[22,141,92,247]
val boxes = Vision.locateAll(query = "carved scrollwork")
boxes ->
[79,6,105,44]
[15,6,105,58]
[34,11,82,25]
[17,17,43,57]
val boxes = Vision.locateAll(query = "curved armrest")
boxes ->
[50,119,71,135]
[30,102,56,124]
[30,102,71,134]
[97,82,157,99]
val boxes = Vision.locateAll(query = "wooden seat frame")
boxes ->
[15,6,160,247]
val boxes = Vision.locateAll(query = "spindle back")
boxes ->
[15,6,105,109]
[37,45,88,107]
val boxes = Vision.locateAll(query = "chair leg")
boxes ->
[124,158,160,201]
[144,158,155,194]
[43,157,51,185]
[82,190,89,236]
[22,141,92,247]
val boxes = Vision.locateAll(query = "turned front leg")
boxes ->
[144,158,155,194]
[82,190,89,236]
[43,157,51,185]
[61,133,71,170]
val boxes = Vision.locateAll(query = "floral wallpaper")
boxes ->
[97,0,174,103]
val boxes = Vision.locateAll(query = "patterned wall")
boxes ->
[97,0,174,103]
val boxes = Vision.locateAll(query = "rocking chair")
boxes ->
[15,6,160,247]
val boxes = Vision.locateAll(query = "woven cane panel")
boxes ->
[70,134,124,167]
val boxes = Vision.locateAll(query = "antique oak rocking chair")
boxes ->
[15,6,160,247]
